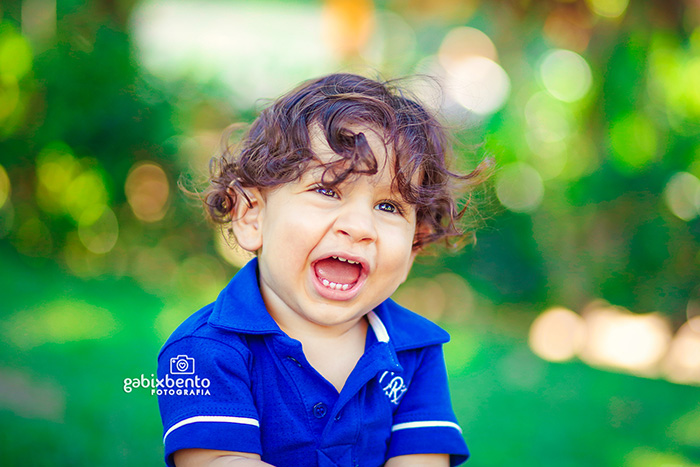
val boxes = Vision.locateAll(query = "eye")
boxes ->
[375,201,400,214]
[314,186,338,198]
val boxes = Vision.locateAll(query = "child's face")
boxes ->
[243,127,418,335]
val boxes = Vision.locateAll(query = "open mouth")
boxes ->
[313,255,365,292]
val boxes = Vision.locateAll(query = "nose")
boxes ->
[334,200,377,244]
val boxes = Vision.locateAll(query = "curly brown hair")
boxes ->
[205,73,490,250]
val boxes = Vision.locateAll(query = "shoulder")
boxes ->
[158,302,251,362]
[375,298,450,352]
[158,259,281,367]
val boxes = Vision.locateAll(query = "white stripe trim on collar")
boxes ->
[391,420,463,434]
[163,415,259,443]
[367,310,389,343]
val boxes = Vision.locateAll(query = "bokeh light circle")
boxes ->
[540,49,592,102]
[34,144,110,224]
[529,307,586,362]
[586,0,629,19]
[410,55,447,112]
[0,164,10,209]
[125,162,170,222]
[581,306,671,374]
[0,32,33,79]
[321,0,375,58]
[664,172,700,221]
[496,162,545,213]
[78,206,119,254]
[63,169,109,225]
[438,26,497,70]
[609,113,657,172]
[663,317,700,384]
[445,56,510,115]
[525,92,572,143]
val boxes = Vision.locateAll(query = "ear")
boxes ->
[230,187,265,253]
[411,222,432,254]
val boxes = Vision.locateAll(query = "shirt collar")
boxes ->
[209,257,450,351]
[372,297,451,351]
[208,257,284,335]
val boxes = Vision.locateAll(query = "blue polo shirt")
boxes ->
[157,258,469,466]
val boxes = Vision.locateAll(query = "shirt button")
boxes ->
[313,402,327,418]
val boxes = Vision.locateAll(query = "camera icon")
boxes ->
[170,355,195,375]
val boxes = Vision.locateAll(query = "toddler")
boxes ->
[157,73,486,467]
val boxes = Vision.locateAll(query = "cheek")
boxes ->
[382,226,417,265]
[390,218,417,247]
[261,207,324,253]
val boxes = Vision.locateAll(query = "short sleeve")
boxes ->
[388,345,469,466]
[157,336,261,466]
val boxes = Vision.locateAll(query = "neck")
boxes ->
[275,311,368,345]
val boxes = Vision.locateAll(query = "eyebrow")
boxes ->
[303,165,409,202]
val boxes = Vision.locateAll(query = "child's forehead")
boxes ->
[307,123,393,168]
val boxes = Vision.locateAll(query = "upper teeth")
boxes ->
[332,255,359,265]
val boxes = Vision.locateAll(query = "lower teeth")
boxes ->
[321,279,351,291]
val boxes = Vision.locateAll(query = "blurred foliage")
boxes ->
[1,0,700,465]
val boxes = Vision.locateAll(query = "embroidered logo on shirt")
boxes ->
[378,371,408,404]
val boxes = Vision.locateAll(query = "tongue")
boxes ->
[314,258,362,285]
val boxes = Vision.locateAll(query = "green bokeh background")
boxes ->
[1,0,700,465]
